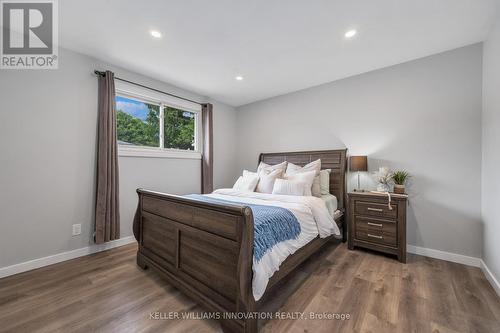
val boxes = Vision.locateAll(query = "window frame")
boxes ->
[115,86,202,160]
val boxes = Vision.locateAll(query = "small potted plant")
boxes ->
[392,170,410,194]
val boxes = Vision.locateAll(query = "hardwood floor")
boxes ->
[0,242,499,333]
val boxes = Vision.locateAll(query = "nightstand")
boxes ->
[347,191,407,263]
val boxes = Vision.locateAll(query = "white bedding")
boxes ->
[321,194,338,217]
[207,189,341,300]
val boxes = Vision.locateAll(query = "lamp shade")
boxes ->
[350,156,368,172]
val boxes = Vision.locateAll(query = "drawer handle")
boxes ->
[367,233,383,239]
[367,207,383,212]
[367,222,383,227]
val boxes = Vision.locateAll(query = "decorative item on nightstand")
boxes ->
[350,156,367,192]
[392,170,410,194]
[374,167,392,192]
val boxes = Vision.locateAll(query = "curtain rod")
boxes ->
[94,70,203,106]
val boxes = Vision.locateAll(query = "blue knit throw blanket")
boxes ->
[186,194,301,261]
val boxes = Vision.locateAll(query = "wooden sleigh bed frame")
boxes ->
[132,149,347,333]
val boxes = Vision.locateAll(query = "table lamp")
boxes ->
[350,156,368,192]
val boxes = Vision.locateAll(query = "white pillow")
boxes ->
[320,169,331,195]
[257,161,287,174]
[285,159,321,197]
[233,173,259,192]
[256,169,283,194]
[285,159,321,175]
[284,170,316,196]
[272,179,305,196]
[243,169,258,177]
[312,177,321,197]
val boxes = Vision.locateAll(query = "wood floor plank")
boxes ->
[360,312,398,333]
[0,243,499,333]
[259,243,342,333]
[421,257,463,325]
[366,259,402,325]
[473,274,500,321]
[447,261,497,321]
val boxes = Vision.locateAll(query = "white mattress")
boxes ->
[207,189,340,301]
[321,194,338,218]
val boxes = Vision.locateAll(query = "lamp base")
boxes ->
[354,172,366,192]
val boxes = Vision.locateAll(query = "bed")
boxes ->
[132,149,347,333]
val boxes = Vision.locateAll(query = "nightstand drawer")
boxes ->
[355,216,396,235]
[355,229,397,247]
[355,200,397,219]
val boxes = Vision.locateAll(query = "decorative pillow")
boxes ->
[233,172,259,192]
[312,177,321,197]
[243,169,258,177]
[257,161,287,174]
[285,159,321,197]
[320,169,331,195]
[285,159,321,175]
[272,179,305,196]
[255,169,283,194]
[284,170,316,196]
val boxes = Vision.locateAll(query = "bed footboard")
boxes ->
[133,189,256,333]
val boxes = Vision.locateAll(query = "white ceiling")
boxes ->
[60,0,499,106]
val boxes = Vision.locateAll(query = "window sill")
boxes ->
[118,146,202,159]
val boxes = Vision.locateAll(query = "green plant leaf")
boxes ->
[392,170,410,185]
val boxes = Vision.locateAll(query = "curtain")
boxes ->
[201,103,213,194]
[95,70,120,244]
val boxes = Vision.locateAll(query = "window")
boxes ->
[116,96,160,147]
[115,92,201,159]
[164,107,196,150]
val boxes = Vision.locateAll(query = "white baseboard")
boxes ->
[0,236,136,279]
[480,260,500,297]
[407,245,500,297]
[407,245,481,267]
[2,238,499,298]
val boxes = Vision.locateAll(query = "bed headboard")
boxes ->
[258,149,348,210]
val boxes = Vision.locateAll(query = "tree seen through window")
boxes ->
[116,96,196,150]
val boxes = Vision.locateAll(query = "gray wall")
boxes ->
[482,16,500,282]
[236,44,483,258]
[0,48,238,268]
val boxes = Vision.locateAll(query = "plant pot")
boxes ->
[394,184,405,194]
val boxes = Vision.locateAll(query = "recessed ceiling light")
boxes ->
[150,30,162,38]
[344,29,357,39]
[235,76,244,81]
